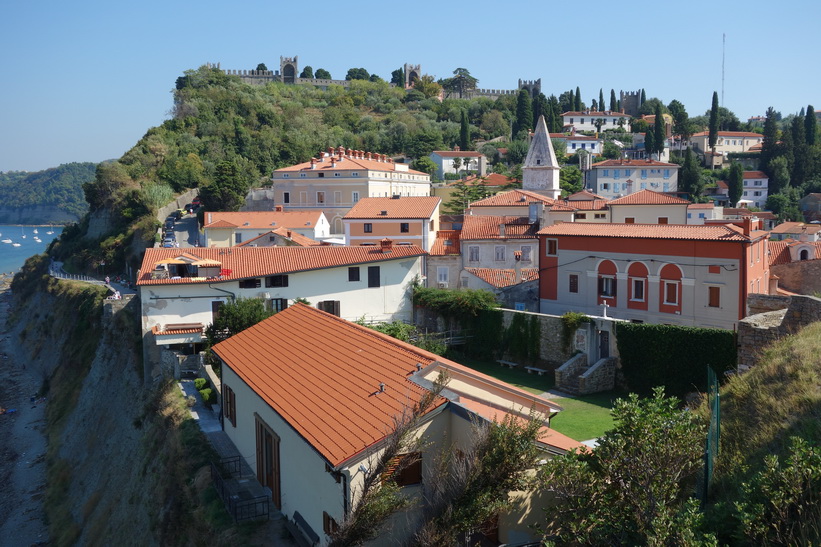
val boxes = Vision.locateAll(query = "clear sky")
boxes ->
[1,0,818,172]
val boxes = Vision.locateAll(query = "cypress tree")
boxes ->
[460,110,470,151]
[575,86,582,111]
[791,115,807,185]
[761,106,779,173]
[599,89,605,112]
[728,162,744,206]
[610,89,617,111]
[805,105,817,146]
[567,89,574,112]
[513,89,533,139]
[708,91,720,158]
[680,149,699,197]
[644,127,656,160]
[653,102,665,157]
[640,89,646,106]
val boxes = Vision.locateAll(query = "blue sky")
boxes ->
[1,0,818,172]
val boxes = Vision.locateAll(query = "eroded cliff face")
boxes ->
[0,206,80,225]
[9,260,235,546]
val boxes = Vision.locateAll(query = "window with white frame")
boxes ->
[469,246,479,262]
[631,278,645,301]
[317,191,325,204]
[520,245,532,262]
[437,267,449,284]
[599,276,616,298]
[494,246,506,261]
[352,191,360,203]
[663,281,679,305]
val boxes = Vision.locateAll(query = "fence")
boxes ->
[210,456,270,522]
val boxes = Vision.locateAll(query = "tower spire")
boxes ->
[522,115,561,199]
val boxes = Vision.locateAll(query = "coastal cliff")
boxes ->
[5,257,242,546]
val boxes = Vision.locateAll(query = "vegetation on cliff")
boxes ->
[0,162,96,221]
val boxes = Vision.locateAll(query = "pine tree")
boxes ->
[599,89,605,113]
[761,106,779,173]
[574,86,582,111]
[805,105,817,146]
[708,91,720,160]
[460,110,470,151]
[680,149,699,197]
[644,127,655,160]
[567,89,575,112]
[610,89,617,111]
[728,162,744,206]
[513,89,533,139]
[653,102,666,158]
[791,115,807,185]
[533,93,549,130]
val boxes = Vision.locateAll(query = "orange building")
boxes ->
[538,219,770,329]
[342,196,441,251]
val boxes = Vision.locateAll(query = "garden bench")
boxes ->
[525,366,548,376]
[497,359,519,369]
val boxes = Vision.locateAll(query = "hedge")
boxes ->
[616,323,736,397]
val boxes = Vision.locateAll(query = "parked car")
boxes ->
[192,197,201,207]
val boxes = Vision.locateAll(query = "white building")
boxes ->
[429,148,487,180]
[740,170,769,209]
[589,158,679,200]
[561,110,631,133]
[202,209,330,246]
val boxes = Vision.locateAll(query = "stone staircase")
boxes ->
[555,352,616,395]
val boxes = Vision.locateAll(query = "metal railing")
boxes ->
[210,456,270,522]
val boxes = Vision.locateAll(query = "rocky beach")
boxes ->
[0,274,49,546]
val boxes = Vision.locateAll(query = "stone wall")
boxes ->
[578,357,617,394]
[747,293,791,315]
[772,260,821,295]
[244,188,277,211]
[738,295,821,369]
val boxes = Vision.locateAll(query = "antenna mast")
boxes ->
[721,33,726,107]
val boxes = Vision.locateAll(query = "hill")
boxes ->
[0,162,96,224]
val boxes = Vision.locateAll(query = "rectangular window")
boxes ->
[658,217,669,224]
[318,172,324,178]
[368,266,380,288]
[317,191,325,204]
[323,512,339,535]
[437,266,449,284]
[613,169,620,178]
[576,213,587,219]
[469,246,479,262]
[400,223,409,233]
[495,246,506,261]
[352,191,360,203]
[234,232,243,244]
[663,169,671,179]
[603,169,609,177]
[632,278,645,301]
[270,298,288,313]
[625,217,635,224]
[546,239,558,256]
[334,191,341,204]
[520,245,532,262]
[664,281,679,305]
[708,286,721,308]
[699,213,706,218]
[348,267,360,282]
[640,182,646,189]
[594,213,606,219]
[212,301,223,322]
[223,385,236,427]
[641,169,647,179]
[601,183,610,190]
[283,192,290,204]
[317,300,341,316]
[364,223,373,233]
[569,274,579,293]
[599,276,616,298]
[386,452,422,487]
[265,275,288,288]
[239,278,261,289]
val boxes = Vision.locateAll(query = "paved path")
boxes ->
[49,260,136,296]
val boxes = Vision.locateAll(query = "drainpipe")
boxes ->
[208,283,237,302]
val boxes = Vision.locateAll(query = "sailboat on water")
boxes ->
[33,228,38,234]
[20,227,26,239]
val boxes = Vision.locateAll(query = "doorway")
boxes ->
[255,415,281,509]
[598,330,610,360]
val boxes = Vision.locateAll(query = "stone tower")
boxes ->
[522,115,561,199]
[518,78,541,98]
[404,63,421,88]
[280,56,298,84]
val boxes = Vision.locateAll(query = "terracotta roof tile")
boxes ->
[538,222,756,241]
[235,229,320,247]
[344,196,441,219]
[768,239,821,265]
[688,203,716,209]
[212,305,446,466]
[275,149,427,176]
[469,190,556,208]
[770,222,821,235]
[608,189,690,206]
[561,110,630,118]
[566,190,605,200]
[460,215,539,240]
[464,268,538,288]
[203,211,324,230]
[563,199,609,211]
[136,245,425,286]
[743,171,768,179]
[429,230,461,256]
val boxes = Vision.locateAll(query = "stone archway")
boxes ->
[282,64,296,84]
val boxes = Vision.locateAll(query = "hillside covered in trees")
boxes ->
[0,162,96,223]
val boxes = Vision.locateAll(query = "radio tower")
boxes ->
[721,33,726,107]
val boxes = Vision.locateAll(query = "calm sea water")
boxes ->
[0,225,64,275]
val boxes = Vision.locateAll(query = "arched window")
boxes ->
[659,263,683,310]
[597,260,618,304]
[800,249,810,261]
[627,262,649,306]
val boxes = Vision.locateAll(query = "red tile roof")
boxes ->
[136,245,425,286]
[743,171,768,179]
[235,228,320,247]
[275,148,427,176]
[151,324,204,335]
[429,230,461,256]
[770,222,821,235]
[608,189,690,206]
[538,222,758,241]
[592,158,678,168]
[566,190,605,200]
[549,133,600,141]
[768,239,821,265]
[464,268,539,288]
[688,203,716,209]
[563,199,608,211]
[469,189,556,208]
[203,211,324,230]
[344,196,441,219]
[460,215,539,240]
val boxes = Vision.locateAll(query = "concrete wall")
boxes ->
[771,260,821,295]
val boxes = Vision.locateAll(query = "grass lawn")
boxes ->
[452,354,623,442]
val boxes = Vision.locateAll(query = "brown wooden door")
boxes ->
[256,416,281,509]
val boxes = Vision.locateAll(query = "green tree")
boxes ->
[441,68,478,99]
[639,97,668,116]
[538,388,711,546]
[413,74,442,99]
[460,110,470,151]
[768,156,791,194]
[602,141,621,160]
[299,66,313,79]
[805,105,817,146]
[205,297,273,346]
[708,91,720,160]
[199,160,250,212]
[255,63,267,72]
[560,89,574,113]
[512,89,533,139]
[315,68,331,79]
[532,93,549,131]
[653,102,666,157]
[480,110,509,139]
[574,86,582,111]
[560,166,583,195]
[547,94,563,132]
[610,89,617,111]
[728,162,744,206]
[346,67,370,80]
[504,140,529,165]
[640,88,646,106]
[644,128,656,161]
[668,99,691,144]
[407,129,443,159]
[390,67,405,86]
[411,156,437,178]
[761,106,780,173]
[599,89,605,113]
[679,149,700,198]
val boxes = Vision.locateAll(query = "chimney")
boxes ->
[768,274,779,295]
[366,152,372,160]
[742,217,753,236]
[799,225,808,242]
[380,238,393,252]
[327,147,334,157]
[454,145,461,152]
[274,205,283,212]
[310,158,317,169]
[499,223,506,237]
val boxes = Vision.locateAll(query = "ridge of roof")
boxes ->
[608,189,690,206]
[344,196,441,219]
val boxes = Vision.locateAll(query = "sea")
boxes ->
[0,225,64,276]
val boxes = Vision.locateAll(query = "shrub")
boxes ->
[198,388,215,405]
[194,377,208,391]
